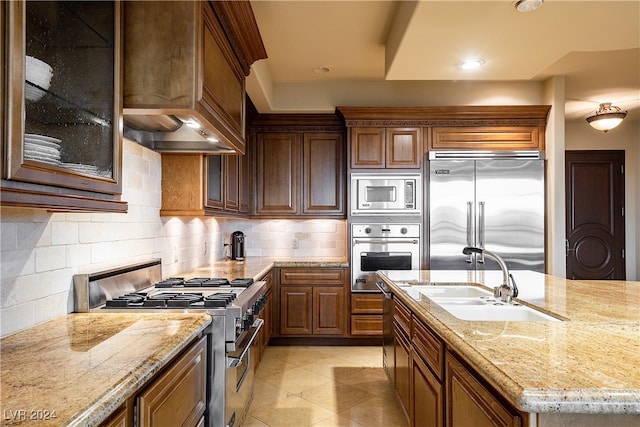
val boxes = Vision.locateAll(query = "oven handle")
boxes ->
[227,318,264,368]
[353,239,419,245]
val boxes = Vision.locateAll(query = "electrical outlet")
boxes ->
[292,238,299,249]
[203,242,207,255]
[173,246,178,263]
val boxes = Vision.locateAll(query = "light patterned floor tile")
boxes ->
[300,382,376,413]
[247,346,407,427]
[249,393,336,427]
[262,365,333,395]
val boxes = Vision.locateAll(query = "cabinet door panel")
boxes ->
[206,155,224,209]
[393,322,411,424]
[138,337,207,427]
[446,352,523,427]
[313,287,345,335]
[351,127,385,168]
[386,128,422,168]
[256,133,300,214]
[224,155,239,211]
[280,286,312,335]
[413,353,444,427]
[303,132,344,215]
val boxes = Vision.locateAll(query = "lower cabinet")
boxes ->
[413,348,444,427]
[446,351,525,427]
[393,321,411,422]
[278,268,347,337]
[137,336,207,427]
[350,293,383,336]
[390,295,527,427]
[100,406,127,427]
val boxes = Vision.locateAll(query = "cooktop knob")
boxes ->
[365,227,372,234]
[400,227,408,234]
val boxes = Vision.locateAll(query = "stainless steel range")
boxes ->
[73,259,265,427]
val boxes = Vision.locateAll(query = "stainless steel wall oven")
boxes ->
[351,223,421,292]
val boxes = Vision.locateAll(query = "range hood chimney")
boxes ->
[122,0,267,155]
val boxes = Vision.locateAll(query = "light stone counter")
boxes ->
[377,269,640,419]
[182,257,349,282]
[0,313,212,426]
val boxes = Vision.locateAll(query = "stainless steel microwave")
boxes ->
[351,173,422,215]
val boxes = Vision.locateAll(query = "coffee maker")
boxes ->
[230,231,246,260]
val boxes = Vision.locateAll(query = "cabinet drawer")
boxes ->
[393,298,411,337]
[350,315,383,336]
[280,268,345,285]
[351,293,383,314]
[412,316,445,380]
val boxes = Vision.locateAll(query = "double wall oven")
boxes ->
[73,259,265,427]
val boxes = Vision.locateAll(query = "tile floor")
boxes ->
[244,346,408,427]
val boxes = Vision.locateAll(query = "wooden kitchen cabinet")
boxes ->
[255,271,273,365]
[137,336,207,427]
[350,127,422,169]
[350,293,383,336]
[431,126,543,151]
[250,114,346,218]
[446,351,525,427]
[1,0,126,212]
[160,153,247,216]
[394,321,411,423]
[123,1,266,155]
[278,268,347,337]
[412,316,445,427]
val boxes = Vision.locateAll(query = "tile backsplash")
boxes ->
[0,139,346,337]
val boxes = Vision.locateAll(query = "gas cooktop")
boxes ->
[155,277,254,288]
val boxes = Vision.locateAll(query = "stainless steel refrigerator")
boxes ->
[428,152,545,272]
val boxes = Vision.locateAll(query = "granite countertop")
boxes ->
[0,313,212,426]
[377,270,640,415]
[183,257,349,281]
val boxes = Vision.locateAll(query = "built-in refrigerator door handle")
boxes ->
[478,201,486,263]
[466,201,473,263]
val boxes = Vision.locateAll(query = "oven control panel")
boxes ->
[352,223,420,238]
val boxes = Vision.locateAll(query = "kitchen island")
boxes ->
[0,313,211,426]
[377,269,640,426]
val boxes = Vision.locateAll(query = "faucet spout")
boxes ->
[462,246,517,302]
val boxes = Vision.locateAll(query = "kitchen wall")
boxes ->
[0,139,346,337]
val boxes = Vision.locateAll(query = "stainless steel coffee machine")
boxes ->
[230,231,245,260]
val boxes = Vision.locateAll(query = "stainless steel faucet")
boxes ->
[462,246,518,303]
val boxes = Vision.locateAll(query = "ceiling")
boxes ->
[246,0,640,125]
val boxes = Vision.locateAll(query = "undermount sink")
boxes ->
[401,284,560,321]
[439,303,560,322]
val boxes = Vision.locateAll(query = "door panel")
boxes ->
[475,159,545,272]
[565,151,625,280]
[429,160,475,270]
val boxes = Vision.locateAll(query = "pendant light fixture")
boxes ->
[586,103,627,133]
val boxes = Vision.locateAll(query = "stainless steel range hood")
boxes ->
[123,112,240,154]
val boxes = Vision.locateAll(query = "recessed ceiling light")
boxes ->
[515,0,543,12]
[459,58,484,70]
[312,66,330,74]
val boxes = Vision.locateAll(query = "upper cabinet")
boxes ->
[1,0,126,212]
[337,105,551,161]
[122,0,266,155]
[251,114,346,218]
[350,127,422,169]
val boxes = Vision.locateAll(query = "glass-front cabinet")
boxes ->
[1,0,125,212]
